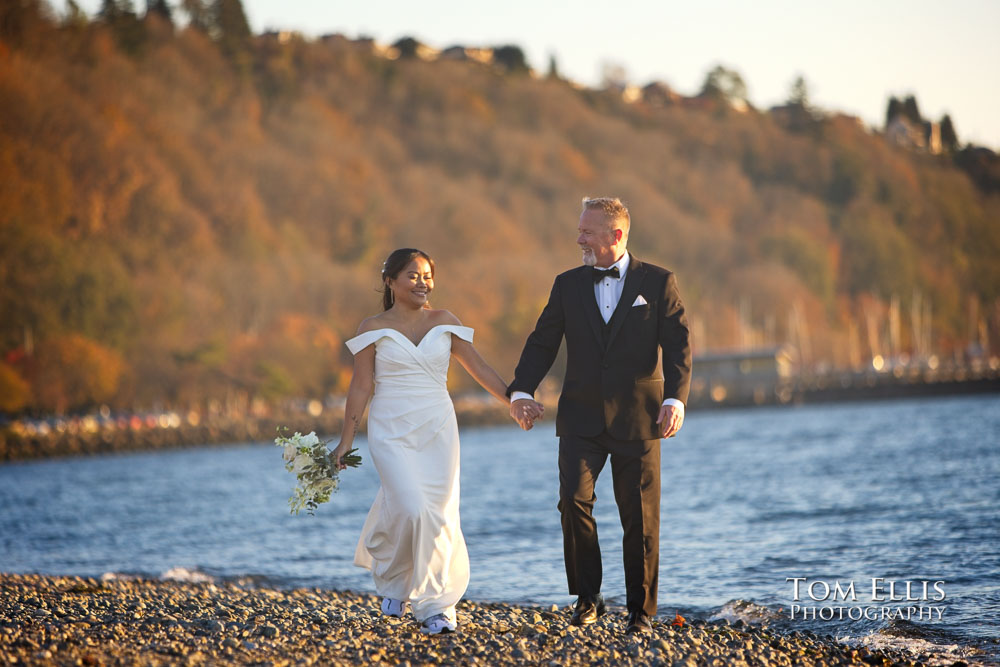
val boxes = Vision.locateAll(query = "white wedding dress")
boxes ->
[344,324,473,623]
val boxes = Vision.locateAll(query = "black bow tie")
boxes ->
[592,266,620,283]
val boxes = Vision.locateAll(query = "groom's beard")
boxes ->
[581,248,597,266]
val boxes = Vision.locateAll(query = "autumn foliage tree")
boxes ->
[0,6,997,416]
[28,335,125,413]
[0,362,31,413]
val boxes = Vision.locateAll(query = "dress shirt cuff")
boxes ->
[510,391,535,403]
[662,398,685,417]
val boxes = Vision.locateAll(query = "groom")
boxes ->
[507,197,691,634]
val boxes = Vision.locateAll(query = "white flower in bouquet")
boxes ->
[299,432,320,448]
[274,429,362,516]
[291,452,313,474]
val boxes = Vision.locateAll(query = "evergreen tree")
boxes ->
[212,0,251,58]
[493,45,529,74]
[146,0,172,23]
[392,36,420,59]
[181,0,211,31]
[98,0,123,20]
[940,114,959,152]
[902,95,922,125]
[98,0,146,55]
[788,74,809,108]
[547,53,560,80]
[0,0,46,43]
[700,64,748,104]
[63,0,89,28]
[885,96,902,128]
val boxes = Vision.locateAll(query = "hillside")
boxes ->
[2,2,999,414]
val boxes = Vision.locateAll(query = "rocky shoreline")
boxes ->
[0,405,512,463]
[0,573,949,666]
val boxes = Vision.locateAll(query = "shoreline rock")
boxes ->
[0,407,514,464]
[0,572,939,666]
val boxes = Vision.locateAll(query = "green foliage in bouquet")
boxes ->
[275,429,361,515]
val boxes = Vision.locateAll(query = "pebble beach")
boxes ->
[0,573,944,667]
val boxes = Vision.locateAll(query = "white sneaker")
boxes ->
[420,613,457,635]
[380,598,407,617]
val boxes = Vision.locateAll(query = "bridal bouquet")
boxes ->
[275,430,361,515]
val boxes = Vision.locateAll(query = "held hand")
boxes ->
[331,440,352,470]
[656,404,684,439]
[510,398,544,431]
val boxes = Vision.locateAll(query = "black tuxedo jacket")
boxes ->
[508,254,691,441]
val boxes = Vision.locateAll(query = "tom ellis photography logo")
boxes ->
[786,578,947,621]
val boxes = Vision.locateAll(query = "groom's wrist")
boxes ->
[662,398,685,417]
[510,391,534,403]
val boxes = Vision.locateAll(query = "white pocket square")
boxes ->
[632,295,648,306]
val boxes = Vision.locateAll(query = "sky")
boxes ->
[66,0,1000,148]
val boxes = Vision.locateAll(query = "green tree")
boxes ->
[63,0,89,28]
[180,0,210,31]
[760,230,834,303]
[212,0,251,59]
[0,0,46,43]
[493,45,529,74]
[392,36,420,59]
[146,0,173,23]
[940,114,959,152]
[839,205,919,297]
[97,0,119,19]
[98,0,136,20]
[828,150,873,205]
[788,74,809,108]
[98,0,146,55]
[902,94,922,125]
[885,96,902,128]
[0,224,137,354]
[700,64,748,104]
[547,53,560,80]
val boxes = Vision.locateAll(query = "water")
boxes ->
[2,395,998,663]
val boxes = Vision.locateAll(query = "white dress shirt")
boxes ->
[512,252,685,418]
[594,252,630,324]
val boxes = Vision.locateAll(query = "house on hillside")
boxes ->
[886,116,942,154]
[641,81,681,106]
[621,85,641,103]
[679,94,750,114]
[768,102,821,132]
[261,30,297,44]
[441,46,495,65]
[926,122,942,154]
[387,37,440,61]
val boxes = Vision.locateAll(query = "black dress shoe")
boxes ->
[569,595,606,626]
[625,610,652,634]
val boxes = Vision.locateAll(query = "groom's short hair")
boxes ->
[582,196,630,240]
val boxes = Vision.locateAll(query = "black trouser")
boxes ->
[558,432,661,616]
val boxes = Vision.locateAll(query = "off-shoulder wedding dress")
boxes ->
[344,324,473,624]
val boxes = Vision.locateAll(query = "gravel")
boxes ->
[0,573,928,666]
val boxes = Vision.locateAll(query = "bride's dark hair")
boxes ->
[381,248,435,311]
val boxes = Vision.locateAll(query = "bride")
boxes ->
[332,248,539,634]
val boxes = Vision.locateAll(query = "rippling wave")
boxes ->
[2,395,997,663]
